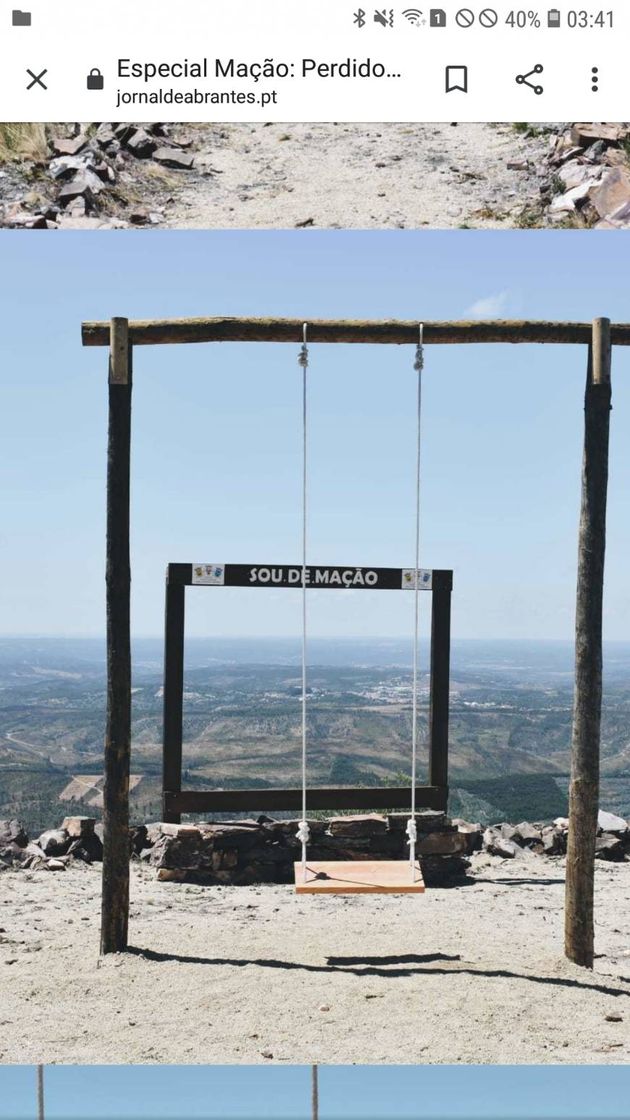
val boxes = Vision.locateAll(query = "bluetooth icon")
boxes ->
[354,8,366,26]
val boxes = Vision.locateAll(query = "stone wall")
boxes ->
[147,811,470,887]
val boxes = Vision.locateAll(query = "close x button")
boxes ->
[26,67,48,89]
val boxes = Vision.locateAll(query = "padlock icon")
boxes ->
[87,68,104,90]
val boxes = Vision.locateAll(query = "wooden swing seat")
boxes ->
[294,859,425,894]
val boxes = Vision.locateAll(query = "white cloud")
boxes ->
[463,291,510,318]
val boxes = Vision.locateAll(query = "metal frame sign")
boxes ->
[189,563,434,590]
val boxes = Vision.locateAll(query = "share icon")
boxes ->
[515,63,544,94]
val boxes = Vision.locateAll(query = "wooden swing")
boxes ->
[293,324,426,896]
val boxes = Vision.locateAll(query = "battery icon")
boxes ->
[548,8,561,25]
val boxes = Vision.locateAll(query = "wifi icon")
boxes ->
[402,7,425,24]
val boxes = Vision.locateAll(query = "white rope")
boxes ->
[407,324,424,876]
[298,324,310,872]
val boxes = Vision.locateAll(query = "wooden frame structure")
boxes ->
[162,562,452,823]
[82,315,614,967]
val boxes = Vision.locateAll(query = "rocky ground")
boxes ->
[542,123,630,228]
[4,808,630,881]
[2,811,630,1064]
[4,122,627,231]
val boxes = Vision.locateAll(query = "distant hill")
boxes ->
[1,637,629,831]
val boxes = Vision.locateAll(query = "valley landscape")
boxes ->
[2,637,630,833]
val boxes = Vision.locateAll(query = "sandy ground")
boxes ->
[2,854,630,1065]
[165,122,551,229]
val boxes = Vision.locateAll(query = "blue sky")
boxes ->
[0,230,629,640]
[3,1065,630,1119]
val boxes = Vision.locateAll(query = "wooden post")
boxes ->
[163,569,186,824]
[428,570,452,808]
[37,1066,44,1120]
[565,318,612,968]
[312,1065,319,1120]
[101,318,132,955]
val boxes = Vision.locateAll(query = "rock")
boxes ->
[152,147,194,170]
[595,834,626,861]
[212,849,238,871]
[51,135,89,156]
[150,829,211,872]
[37,829,71,857]
[57,216,129,229]
[201,823,264,850]
[550,178,601,213]
[513,821,543,849]
[553,817,570,831]
[552,145,587,167]
[124,128,158,158]
[271,818,327,838]
[159,823,203,840]
[64,196,88,218]
[95,125,118,147]
[583,139,608,163]
[57,173,102,208]
[59,818,102,862]
[558,161,602,190]
[0,820,28,848]
[130,824,149,854]
[595,201,630,229]
[570,123,630,148]
[44,859,66,871]
[113,124,138,145]
[589,168,630,221]
[5,211,50,229]
[499,823,518,841]
[483,829,518,858]
[67,832,103,863]
[145,822,164,846]
[542,825,566,856]
[91,160,116,184]
[598,810,629,835]
[388,811,447,833]
[48,156,89,181]
[421,854,470,886]
[453,819,483,853]
[327,815,387,837]
[508,160,530,171]
[603,149,628,168]
[417,831,468,856]
[156,868,187,882]
[62,816,96,839]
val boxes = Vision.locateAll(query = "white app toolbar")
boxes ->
[0,0,624,121]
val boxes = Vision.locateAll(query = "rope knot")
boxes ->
[298,323,309,368]
[296,820,310,846]
[414,322,424,372]
[406,818,418,846]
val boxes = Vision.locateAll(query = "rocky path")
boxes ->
[165,122,551,229]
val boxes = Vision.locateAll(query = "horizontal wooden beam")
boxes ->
[82,317,630,349]
[165,785,448,815]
